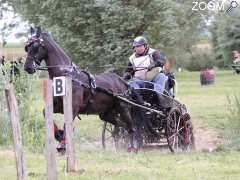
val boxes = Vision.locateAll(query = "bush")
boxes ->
[185,52,215,71]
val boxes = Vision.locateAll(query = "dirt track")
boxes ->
[194,123,223,151]
[78,121,224,153]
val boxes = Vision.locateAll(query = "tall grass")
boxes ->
[224,95,240,149]
[0,61,45,151]
[0,90,12,146]
[0,63,12,146]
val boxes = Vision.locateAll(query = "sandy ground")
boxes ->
[0,121,224,154]
[194,123,223,151]
[79,121,224,153]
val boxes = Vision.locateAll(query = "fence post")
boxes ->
[63,77,75,172]
[43,79,48,103]
[45,80,58,180]
[4,84,27,180]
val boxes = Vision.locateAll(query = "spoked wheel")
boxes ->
[102,122,129,150]
[166,108,195,153]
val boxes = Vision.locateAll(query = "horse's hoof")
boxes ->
[57,143,66,154]
[132,148,138,153]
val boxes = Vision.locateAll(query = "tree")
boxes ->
[211,10,240,67]
[6,0,206,71]
[0,2,28,47]
[147,0,209,69]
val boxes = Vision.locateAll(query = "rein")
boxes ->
[35,64,74,71]
[34,64,151,73]
[34,63,97,90]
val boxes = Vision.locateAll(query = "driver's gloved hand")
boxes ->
[123,73,132,80]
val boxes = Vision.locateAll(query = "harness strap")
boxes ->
[81,70,97,93]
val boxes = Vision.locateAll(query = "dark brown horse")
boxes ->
[24,29,143,152]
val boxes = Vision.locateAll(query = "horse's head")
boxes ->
[24,28,48,74]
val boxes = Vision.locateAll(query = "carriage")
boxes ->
[102,83,195,153]
[24,28,194,153]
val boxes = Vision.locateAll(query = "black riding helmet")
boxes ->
[132,36,148,47]
[132,36,149,55]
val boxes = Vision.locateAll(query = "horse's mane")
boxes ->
[40,32,129,90]
[41,32,72,66]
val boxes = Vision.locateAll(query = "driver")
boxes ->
[233,50,240,64]
[123,36,168,93]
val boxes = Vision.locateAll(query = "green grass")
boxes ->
[176,70,239,129]
[0,43,25,60]
[1,149,240,180]
[4,43,24,48]
[1,70,240,179]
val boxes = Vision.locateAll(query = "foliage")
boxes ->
[0,2,28,46]
[0,61,45,151]
[5,0,207,72]
[185,52,215,71]
[0,92,12,146]
[147,0,209,69]
[0,63,12,146]
[13,65,45,151]
[210,10,240,67]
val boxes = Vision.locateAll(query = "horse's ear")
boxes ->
[36,27,41,38]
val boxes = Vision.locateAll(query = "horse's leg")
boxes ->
[130,90,153,149]
[42,107,64,143]
[99,111,118,125]
[56,113,79,153]
[57,87,84,152]
[56,106,81,153]
[118,103,138,152]
[42,96,66,152]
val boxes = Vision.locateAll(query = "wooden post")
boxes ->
[43,79,48,103]
[4,84,27,180]
[45,80,58,180]
[63,77,75,172]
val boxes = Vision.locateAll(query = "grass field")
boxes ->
[176,70,239,129]
[1,68,240,179]
[0,43,25,60]
[1,149,240,180]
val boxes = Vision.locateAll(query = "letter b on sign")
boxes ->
[53,77,66,96]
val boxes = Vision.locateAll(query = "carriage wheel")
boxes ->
[166,108,195,152]
[102,122,129,150]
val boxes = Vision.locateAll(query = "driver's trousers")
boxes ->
[129,73,168,93]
